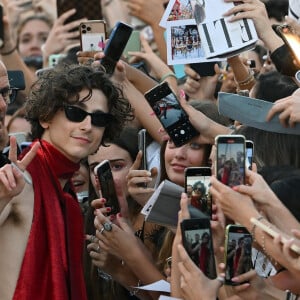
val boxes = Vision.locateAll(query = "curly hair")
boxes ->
[25,64,134,144]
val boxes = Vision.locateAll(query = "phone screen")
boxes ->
[225,225,253,285]
[95,160,120,216]
[216,135,245,187]
[245,140,254,170]
[144,82,198,147]
[181,218,217,279]
[185,167,212,217]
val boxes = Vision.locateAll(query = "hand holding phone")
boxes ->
[94,160,120,216]
[181,218,217,279]
[185,167,212,217]
[144,82,198,147]
[79,20,106,52]
[224,225,253,285]
[100,22,133,75]
[215,135,246,187]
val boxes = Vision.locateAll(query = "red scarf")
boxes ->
[13,140,87,300]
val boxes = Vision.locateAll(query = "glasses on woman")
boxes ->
[64,105,113,128]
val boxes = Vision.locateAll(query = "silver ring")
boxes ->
[99,227,105,235]
[96,245,100,252]
[90,235,96,242]
[103,222,113,232]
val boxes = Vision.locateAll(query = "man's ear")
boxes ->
[39,120,49,129]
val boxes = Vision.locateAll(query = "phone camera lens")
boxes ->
[82,30,86,34]
[87,27,91,32]
[81,24,86,29]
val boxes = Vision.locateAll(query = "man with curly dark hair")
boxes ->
[0,64,133,300]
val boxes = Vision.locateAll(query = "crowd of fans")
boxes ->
[1,0,300,299]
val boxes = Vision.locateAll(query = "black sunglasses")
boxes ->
[64,105,113,128]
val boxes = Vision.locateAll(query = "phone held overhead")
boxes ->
[144,81,198,147]
[100,22,133,75]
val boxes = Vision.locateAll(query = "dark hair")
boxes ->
[265,0,288,22]
[109,126,139,162]
[252,71,298,103]
[259,165,300,222]
[235,126,300,170]
[193,180,206,194]
[25,64,134,143]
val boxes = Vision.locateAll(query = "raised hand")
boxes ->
[0,137,39,200]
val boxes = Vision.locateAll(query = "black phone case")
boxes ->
[96,161,120,215]
[224,225,253,285]
[101,22,133,75]
[190,62,217,77]
[181,218,217,279]
[185,167,212,217]
[144,82,198,147]
[56,0,103,29]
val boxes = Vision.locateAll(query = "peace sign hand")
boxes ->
[0,137,39,201]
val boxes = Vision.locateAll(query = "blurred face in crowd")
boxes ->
[0,61,9,149]
[72,163,90,193]
[88,143,134,197]
[18,19,51,57]
[164,137,207,186]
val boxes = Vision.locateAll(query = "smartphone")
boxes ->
[144,82,199,147]
[181,218,217,279]
[250,217,300,255]
[94,160,120,216]
[246,140,254,170]
[184,167,212,217]
[8,70,25,90]
[190,62,218,77]
[123,30,141,60]
[48,54,66,67]
[56,0,103,30]
[215,135,246,187]
[79,20,106,52]
[224,224,253,285]
[0,5,4,48]
[273,24,300,67]
[138,129,148,171]
[100,22,133,75]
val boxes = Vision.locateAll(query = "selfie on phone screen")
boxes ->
[216,135,245,187]
[225,225,253,285]
[185,167,212,217]
[181,219,217,279]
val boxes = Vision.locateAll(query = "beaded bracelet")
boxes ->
[235,69,255,88]
[1,46,17,56]
[160,72,177,83]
